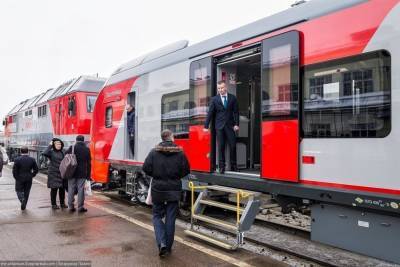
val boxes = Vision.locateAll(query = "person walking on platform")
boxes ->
[0,148,3,177]
[42,138,67,210]
[143,129,190,257]
[65,135,91,213]
[12,146,38,210]
[204,80,239,174]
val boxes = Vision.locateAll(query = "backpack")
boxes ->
[59,145,77,179]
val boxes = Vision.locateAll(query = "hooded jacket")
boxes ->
[142,141,190,204]
[42,138,65,188]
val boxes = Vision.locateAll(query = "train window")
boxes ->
[189,57,213,125]
[303,50,391,138]
[87,95,96,113]
[161,90,189,139]
[261,31,299,120]
[37,105,47,117]
[105,106,113,128]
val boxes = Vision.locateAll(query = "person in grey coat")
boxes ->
[42,138,67,210]
[65,135,91,213]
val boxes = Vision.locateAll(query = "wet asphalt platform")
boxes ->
[0,167,287,267]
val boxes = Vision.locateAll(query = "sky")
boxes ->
[0,0,295,130]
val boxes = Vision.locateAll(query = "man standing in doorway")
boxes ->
[126,104,135,157]
[204,80,239,174]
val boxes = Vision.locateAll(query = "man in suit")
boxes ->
[204,80,239,174]
[12,146,39,210]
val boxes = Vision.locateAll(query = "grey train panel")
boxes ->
[107,0,367,86]
[312,204,400,264]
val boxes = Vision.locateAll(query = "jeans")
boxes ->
[152,201,179,251]
[68,178,86,209]
[50,188,65,206]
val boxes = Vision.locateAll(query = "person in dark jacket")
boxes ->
[65,135,91,213]
[204,80,239,174]
[42,138,67,210]
[142,129,190,257]
[126,104,135,157]
[12,146,38,210]
[0,149,3,177]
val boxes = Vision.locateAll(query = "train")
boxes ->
[3,75,106,168]
[4,0,400,263]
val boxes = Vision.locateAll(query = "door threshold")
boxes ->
[225,171,260,178]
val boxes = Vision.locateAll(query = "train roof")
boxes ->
[6,76,106,116]
[107,0,367,86]
[48,75,106,100]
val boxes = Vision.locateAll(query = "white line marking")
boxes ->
[32,178,254,267]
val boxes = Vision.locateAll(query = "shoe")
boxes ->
[231,165,238,172]
[60,204,68,209]
[21,203,26,210]
[52,205,60,210]
[78,208,88,213]
[159,246,168,257]
[69,207,76,212]
[219,167,225,174]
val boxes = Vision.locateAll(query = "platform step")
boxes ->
[207,185,258,196]
[184,229,236,250]
[193,214,238,231]
[200,199,244,213]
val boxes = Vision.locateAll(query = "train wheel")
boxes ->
[134,176,149,204]
[178,190,191,220]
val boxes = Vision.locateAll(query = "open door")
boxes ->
[261,31,300,182]
[188,57,214,172]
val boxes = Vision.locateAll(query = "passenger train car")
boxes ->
[90,0,400,262]
[4,75,106,168]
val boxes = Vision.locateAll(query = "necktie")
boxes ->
[223,96,227,109]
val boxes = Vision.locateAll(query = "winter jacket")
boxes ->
[142,141,190,203]
[42,138,65,188]
[0,151,3,173]
[12,155,38,182]
[65,141,91,180]
[127,110,135,135]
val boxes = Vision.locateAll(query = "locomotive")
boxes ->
[4,75,106,168]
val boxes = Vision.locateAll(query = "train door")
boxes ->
[126,91,136,159]
[215,47,261,174]
[260,31,300,182]
[188,57,214,172]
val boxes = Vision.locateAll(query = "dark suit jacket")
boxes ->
[204,93,239,130]
[12,155,39,182]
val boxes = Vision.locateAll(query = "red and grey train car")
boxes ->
[91,0,398,262]
[4,75,105,168]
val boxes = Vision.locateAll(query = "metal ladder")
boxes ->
[184,182,261,250]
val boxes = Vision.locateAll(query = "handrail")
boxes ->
[188,182,253,229]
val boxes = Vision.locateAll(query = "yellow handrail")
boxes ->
[188,181,208,216]
[188,182,253,228]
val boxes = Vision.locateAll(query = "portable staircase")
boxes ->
[184,182,261,250]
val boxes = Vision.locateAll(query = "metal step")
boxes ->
[200,199,244,213]
[184,229,235,250]
[207,185,258,195]
[193,214,237,231]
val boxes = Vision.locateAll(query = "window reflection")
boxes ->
[161,90,189,139]
[303,51,391,138]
